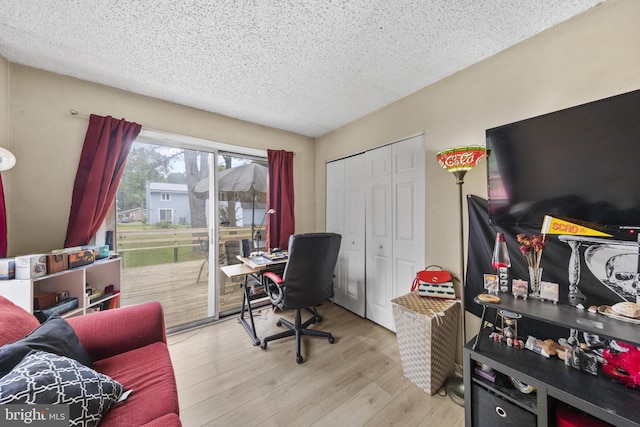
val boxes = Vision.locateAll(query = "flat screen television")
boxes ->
[486,88,640,229]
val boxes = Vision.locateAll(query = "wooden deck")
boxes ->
[121,259,247,329]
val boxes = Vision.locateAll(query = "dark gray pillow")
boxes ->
[0,350,123,427]
[0,313,92,378]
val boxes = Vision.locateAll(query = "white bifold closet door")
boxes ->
[365,135,425,331]
[327,134,424,330]
[326,155,366,317]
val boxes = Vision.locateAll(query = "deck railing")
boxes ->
[116,226,254,264]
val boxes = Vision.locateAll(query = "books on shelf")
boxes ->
[88,289,105,301]
[89,290,120,311]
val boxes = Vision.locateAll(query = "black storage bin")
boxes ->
[471,383,536,427]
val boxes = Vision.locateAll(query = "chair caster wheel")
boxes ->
[276,320,282,327]
[296,354,304,364]
[260,341,267,350]
[328,336,335,344]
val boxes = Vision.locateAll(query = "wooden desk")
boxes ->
[221,256,287,345]
[220,263,257,278]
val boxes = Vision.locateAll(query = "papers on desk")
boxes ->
[248,252,288,264]
[263,251,288,261]
[248,256,271,265]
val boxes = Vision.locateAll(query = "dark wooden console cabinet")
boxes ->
[464,294,640,427]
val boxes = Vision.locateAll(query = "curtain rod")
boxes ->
[69,109,89,117]
[70,109,293,155]
[69,109,169,135]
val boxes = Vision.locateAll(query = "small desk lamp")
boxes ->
[254,208,275,253]
[436,145,487,406]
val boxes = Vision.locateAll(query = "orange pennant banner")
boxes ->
[541,215,612,237]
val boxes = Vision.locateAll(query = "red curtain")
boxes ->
[267,149,295,250]
[0,175,7,257]
[64,115,141,247]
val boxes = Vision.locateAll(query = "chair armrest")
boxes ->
[66,302,167,362]
[263,272,284,306]
[263,271,283,284]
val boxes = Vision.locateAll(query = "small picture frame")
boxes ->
[540,281,559,303]
[512,279,528,299]
[484,274,499,295]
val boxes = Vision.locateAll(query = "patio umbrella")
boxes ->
[194,163,268,235]
[219,163,268,194]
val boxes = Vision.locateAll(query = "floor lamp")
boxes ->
[435,145,488,406]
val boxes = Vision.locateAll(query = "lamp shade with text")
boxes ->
[436,145,487,183]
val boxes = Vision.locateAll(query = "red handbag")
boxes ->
[411,265,455,299]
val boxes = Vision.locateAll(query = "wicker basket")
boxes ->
[391,292,460,395]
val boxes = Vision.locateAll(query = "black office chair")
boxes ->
[260,232,341,364]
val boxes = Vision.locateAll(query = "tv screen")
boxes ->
[487,88,640,229]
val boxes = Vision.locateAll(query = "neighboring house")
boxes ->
[117,208,145,223]
[146,183,191,225]
[145,182,266,227]
[239,201,266,228]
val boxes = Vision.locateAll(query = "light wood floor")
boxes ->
[167,302,464,427]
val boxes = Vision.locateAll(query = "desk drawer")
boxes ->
[471,383,536,427]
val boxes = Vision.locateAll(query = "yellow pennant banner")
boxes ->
[541,215,612,237]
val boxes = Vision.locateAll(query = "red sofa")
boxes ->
[0,296,181,426]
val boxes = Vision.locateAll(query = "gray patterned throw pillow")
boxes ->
[0,350,124,427]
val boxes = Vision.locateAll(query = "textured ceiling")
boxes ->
[0,1,603,137]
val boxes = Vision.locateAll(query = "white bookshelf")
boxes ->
[0,257,121,318]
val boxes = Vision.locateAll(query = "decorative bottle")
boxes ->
[492,232,511,294]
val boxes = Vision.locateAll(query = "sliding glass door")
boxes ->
[116,142,215,330]
[115,139,268,330]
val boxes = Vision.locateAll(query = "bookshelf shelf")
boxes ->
[0,257,121,318]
